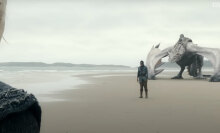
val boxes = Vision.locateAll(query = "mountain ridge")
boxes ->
[0,62,131,68]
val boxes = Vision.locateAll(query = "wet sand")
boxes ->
[38,72,220,133]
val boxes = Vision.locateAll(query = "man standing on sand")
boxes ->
[137,60,148,98]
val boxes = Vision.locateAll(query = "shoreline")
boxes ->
[0,70,215,102]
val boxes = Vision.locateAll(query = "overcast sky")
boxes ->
[0,0,220,66]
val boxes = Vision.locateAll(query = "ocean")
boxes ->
[0,64,214,102]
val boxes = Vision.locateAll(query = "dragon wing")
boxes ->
[146,44,172,79]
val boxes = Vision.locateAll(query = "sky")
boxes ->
[0,0,220,66]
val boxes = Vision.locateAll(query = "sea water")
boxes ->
[0,66,214,102]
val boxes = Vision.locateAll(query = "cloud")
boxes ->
[1,0,220,66]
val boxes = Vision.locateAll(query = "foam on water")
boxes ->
[23,76,87,95]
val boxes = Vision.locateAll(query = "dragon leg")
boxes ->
[172,66,185,79]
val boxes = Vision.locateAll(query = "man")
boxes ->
[171,34,193,61]
[137,60,148,98]
[176,34,192,48]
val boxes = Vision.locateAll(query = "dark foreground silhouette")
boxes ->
[0,82,41,133]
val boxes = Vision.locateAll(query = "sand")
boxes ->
[35,72,220,133]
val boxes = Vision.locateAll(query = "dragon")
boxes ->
[146,34,220,82]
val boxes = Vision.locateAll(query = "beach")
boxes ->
[2,0,220,132]
[1,70,220,133]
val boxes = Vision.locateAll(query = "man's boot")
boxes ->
[139,90,143,98]
[145,92,148,99]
